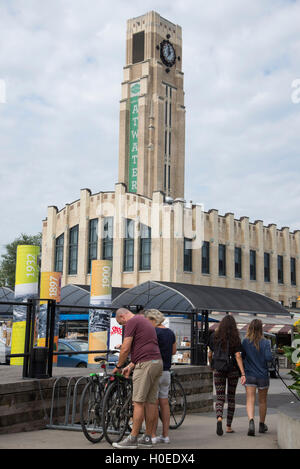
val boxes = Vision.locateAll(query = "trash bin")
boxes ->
[29,347,49,379]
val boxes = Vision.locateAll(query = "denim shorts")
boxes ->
[245,375,269,390]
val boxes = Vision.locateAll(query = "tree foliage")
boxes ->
[0,233,42,289]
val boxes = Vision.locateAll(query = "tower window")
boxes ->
[55,234,64,273]
[291,257,296,285]
[102,217,113,262]
[132,31,144,64]
[184,238,193,272]
[278,255,284,284]
[88,218,98,273]
[235,247,242,278]
[202,241,210,274]
[124,219,134,272]
[219,244,226,276]
[250,250,256,281]
[140,224,151,271]
[264,253,270,282]
[68,225,79,275]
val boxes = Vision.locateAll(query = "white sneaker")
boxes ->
[151,436,159,444]
[156,435,170,444]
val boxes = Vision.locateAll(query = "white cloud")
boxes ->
[0,0,300,257]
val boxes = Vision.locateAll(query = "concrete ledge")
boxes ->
[0,365,213,434]
[277,403,300,449]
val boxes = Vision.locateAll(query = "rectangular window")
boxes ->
[102,217,114,261]
[55,234,64,273]
[123,219,134,272]
[68,225,79,275]
[278,255,284,284]
[291,257,296,285]
[202,241,210,274]
[184,238,193,272]
[87,219,98,274]
[132,31,144,64]
[219,244,226,276]
[140,224,151,271]
[235,247,242,278]
[264,252,270,282]
[250,250,256,281]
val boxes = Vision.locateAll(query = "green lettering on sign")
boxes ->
[128,82,140,193]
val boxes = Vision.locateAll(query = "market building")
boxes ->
[41,11,300,314]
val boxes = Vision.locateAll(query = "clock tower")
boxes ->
[118,11,186,199]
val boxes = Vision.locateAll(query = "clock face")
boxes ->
[160,40,176,67]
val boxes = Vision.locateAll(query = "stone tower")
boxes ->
[118,11,186,199]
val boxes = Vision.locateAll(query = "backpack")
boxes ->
[212,340,234,373]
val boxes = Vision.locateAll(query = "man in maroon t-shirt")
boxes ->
[112,308,163,449]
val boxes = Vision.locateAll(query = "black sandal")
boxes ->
[248,419,255,436]
[217,420,223,436]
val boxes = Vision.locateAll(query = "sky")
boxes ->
[0,0,300,256]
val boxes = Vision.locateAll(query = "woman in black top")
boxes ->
[144,309,176,444]
[208,315,246,436]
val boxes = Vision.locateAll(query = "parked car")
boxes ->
[57,339,119,368]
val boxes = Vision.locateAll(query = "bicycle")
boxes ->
[159,370,187,429]
[80,352,119,444]
[101,367,133,445]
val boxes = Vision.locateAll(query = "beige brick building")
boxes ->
[41,11,300,310]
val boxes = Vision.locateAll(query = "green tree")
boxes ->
[0,233,42,289]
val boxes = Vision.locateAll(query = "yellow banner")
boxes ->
[88,260,112,365]
[15,245,40,286]
[10,321,26,366]
[40,272,61,304]
[38,272,61,363]
[11,245,40,366]
[90,260,112,298]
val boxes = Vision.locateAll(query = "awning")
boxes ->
[58,284,128,313]
[0,287,14,320]
[111,280,291,317]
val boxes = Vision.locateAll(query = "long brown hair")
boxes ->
[214,315,241,351]
[246,319,263,350]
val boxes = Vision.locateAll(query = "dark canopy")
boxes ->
[0,287,14,319]
[111,281,290,317]
[58,284,127,312]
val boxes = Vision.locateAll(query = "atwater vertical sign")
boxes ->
[128,81,140,193]
[88,260,112,365]
[11,245,40,366]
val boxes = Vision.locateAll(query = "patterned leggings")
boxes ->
[214,370,239,426]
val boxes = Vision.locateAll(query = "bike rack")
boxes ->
[46,375,89,431]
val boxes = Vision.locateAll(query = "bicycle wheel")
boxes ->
[102,379,130,445]
[80,380,104,443]
[168,377,187,429]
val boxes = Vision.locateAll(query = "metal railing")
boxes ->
[0,299,210,377]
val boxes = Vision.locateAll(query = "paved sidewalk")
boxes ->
[0,369,294,450]
[0,406,279,449]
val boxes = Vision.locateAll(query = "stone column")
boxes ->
[254,220,264,294]
[241,217,250,290]
[208,209,218,286]
[78,189,91,284]
[41,206,58,273]
[225,213,234,287]
[269,224,278,302]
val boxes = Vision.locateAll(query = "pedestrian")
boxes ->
[242,318,273,436]
[144,309,177,444]
[208,315,246,436]
[111,307,163,449]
